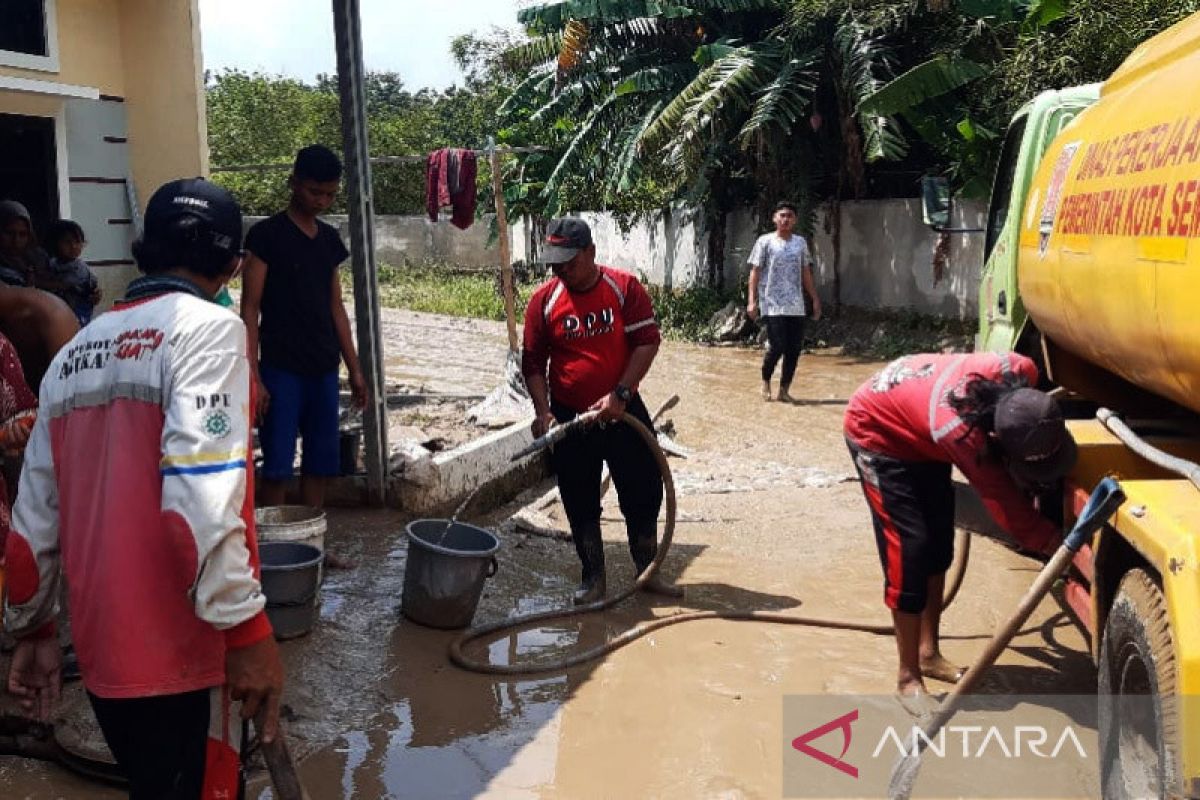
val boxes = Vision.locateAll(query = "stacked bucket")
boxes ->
[255,506,326,639]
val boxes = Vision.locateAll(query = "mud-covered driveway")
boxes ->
[1,310,1098,799]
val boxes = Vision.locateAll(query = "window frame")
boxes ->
[0,0,60,73]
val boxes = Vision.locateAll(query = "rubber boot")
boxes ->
[572,521,607,605]
[628,521,684,598]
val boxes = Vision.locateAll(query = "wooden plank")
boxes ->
[490,148,519,353]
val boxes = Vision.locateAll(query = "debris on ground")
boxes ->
[466,351,534,429]
[708,301,754,342]
[698,304,975,359]
[507,508,571,540]
[388,440,436,484]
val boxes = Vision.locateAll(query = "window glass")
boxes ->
[0,1,48,57]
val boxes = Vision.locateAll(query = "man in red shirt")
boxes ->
[844,352,1076,713]
[522,218,682,604]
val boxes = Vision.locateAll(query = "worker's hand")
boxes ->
[349,369,368,410]
[0,412,35,457]
[746,300,759,321]
[531,411,556,439]
[7,636,61,721]
[226,635,284,744]
[590,391,627,423]
[253,373,270,423]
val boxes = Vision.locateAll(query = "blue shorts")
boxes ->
[258,365,340,480]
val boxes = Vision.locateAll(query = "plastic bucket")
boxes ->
[260,542,323,640]
[256,505,327,553]
[401,520,500,629]
[340,427,362,475]
[265,601,319,641]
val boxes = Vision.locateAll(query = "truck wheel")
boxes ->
[1099,568,1178,799]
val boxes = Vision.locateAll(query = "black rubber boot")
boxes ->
[628,521,683,598]
[572,521,607,605]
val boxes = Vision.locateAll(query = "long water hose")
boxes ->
[450,411,971,675]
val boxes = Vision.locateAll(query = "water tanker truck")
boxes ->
[923,12,1200,799]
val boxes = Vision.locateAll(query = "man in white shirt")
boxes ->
[746,201,821,402]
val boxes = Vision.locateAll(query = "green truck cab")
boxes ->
[924,84,1100,356]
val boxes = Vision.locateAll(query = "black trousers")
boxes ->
[846,439,955,614]
[761,315,807,387]
[550,394,664,569]
[88,689,211,800]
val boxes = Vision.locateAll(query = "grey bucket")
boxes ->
[260,542,323,639]
[402,520,500,629]
[339,426,362,475]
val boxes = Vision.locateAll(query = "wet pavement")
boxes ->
[1,311,1100,799]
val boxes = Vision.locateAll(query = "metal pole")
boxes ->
[332,0,387,504]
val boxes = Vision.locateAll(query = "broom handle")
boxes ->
[256,712,310,800]
[929,547,1073,728]
[925,477,1125,733]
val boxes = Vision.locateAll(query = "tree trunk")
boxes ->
[707,209,728,291]
[706,171,729,291]
[829,197,842,317]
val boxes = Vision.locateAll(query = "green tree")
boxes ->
[206,70,340,214]
[503,0,1200,299]
[206,61,516,217]
[503,1,911,293]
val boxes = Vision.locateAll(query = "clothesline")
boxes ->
[211,145,551,174]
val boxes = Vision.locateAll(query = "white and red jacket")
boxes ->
[4,281,271,699]
[844,352,1059,553]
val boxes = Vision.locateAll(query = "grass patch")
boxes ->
[350,260,539,321]
[645,284,739,341]
[362,261,737,342]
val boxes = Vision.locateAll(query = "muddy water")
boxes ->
[380,309,509,395]
[2,315,1100,799]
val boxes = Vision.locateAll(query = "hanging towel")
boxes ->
[425,148,478,230]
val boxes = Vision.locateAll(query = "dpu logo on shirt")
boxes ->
[561,307,615,341]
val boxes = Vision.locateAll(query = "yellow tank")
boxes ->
[1019,12,1200,413]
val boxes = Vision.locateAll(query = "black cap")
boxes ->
[995,388,1078,483]
[539,217,593,263]
[144,178,242,259]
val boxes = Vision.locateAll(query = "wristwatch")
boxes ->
[613,384,633,403]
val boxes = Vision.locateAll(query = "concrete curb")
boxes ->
[324,420,548,516]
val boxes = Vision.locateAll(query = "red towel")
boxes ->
[426,148,478,230]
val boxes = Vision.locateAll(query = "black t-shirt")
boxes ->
[245,212,349,376]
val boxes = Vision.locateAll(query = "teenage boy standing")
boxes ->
[241,145,367,510]
[746,201,821,403]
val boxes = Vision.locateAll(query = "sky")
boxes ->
[198,0,525,89]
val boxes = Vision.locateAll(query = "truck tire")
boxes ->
[1099,568,1178,799]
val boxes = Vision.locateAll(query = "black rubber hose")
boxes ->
[450,412,971,675]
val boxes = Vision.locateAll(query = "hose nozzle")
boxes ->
[510,410,602,461]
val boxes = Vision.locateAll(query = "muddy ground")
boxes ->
[0,309,1099,799]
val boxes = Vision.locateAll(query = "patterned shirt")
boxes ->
[748,233,811,317]
[0,332,36,538]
